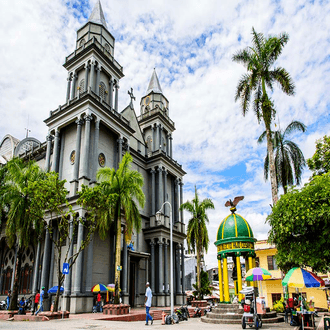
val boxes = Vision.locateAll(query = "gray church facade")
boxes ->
[0,0,186,313]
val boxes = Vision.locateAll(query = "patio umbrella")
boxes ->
[107,284,115,292]
[245,267,272,281]
[91,283,109,292]
[282,267,325,330]
[282,267,325,288]
[48,286,64,294]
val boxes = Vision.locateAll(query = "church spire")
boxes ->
[88,0,108,29]
[146,69,163,94]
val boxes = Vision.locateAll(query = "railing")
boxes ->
[137,108,175,128]
[65,37,123,73]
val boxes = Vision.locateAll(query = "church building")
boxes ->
[0,0,186,313]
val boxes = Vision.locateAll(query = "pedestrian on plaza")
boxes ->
[33,289,40,313]
[35,287,45,315]
[97,292,102,312]
[6,290,11,310]
[145,282,153,325]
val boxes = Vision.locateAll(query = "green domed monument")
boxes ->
[215,196,257,303]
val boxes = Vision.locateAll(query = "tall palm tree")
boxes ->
[232,27,295,205]
[96,152,145,302]
[258,120,306,194]
[180,186,214,299]
[0,158,45,309]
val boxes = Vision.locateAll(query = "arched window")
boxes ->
[2,267,12,294]
[79,79,85,94]
[162,137,166,151]
[79,38,86,47]
[99,81,106,101]
[18,246,34,294]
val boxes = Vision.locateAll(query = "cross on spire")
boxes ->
[128,87,135,108]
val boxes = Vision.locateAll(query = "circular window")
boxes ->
[98,153,106,167]
[70,150,76,165]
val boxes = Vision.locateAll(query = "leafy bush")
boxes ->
[272,297,285,312]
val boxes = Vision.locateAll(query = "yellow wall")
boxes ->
[254,241,328,310]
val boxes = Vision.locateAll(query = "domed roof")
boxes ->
[216,213,255,244]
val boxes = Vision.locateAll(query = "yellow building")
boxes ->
[254,240,328,310]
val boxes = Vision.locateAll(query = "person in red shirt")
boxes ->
[32,290,40,313]
[97,292,102,312]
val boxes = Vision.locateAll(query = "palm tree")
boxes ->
[258,120,306,194]
[180,186,214,299]
[96,152,145,302]
[232,27,295,205]
[0,158,45,309]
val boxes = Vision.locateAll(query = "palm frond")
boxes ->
[269,67,295,96]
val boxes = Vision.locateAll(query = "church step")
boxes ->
[262,311,277,319]
[213,308,243,314]
[206,313,243,320]
[262,316,284,323]
[201,316,242,324]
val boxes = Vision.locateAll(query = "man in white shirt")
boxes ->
[145,282,153,325]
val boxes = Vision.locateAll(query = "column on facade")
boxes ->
[51,129,60,173]
[89,59,95,92]
[96,64,101,95]
[222,254,230,303]
[151,168,156,216]
[48,227,57,289]
[72,119,83,182]
[158,239,163,294]
[218,256,224,302]
[155,124,159,151]
[122,232,128,294]
[179,181,184,223]
[169,134,173,158]
[117,138,123,167]
[236,253,243,301]
[32,242,41,299]
[152,125,156,152]
[81,114,92,179]
[150,239,155,293]
[166,133,169,156]
[158,167,163,212]
[181,245,185,294]
[92,119,100,182]
[64,219,74,295]
[73,219,84,294]
[40,229,51,292]
[114,81,119,112]
[176,244,181,294]
[70,73,77,99]
[84,62,89,92]
[66,74,72,102]
[164,239,168,294]
[174,179,179,223]
[44,135,53,172]
[85,232,94,292]
[109,77,114,108]
[163,169,168,217]
[158,125,162,150]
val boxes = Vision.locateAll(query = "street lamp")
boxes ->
[156,201,174,317]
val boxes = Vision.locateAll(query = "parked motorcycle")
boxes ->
[175,305,189,321]
[193,306,202,317]
[0,300,6,310]
[204,304,213,316]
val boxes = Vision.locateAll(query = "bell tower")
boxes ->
[139,69,174,157]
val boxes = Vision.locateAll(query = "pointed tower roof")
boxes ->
[146,69,163,94]
[88,0,108,29]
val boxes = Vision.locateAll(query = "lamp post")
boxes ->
[156,201,174,317]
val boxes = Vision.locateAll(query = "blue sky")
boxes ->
[0,0,329,269]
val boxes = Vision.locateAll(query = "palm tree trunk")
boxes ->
[266,126,279,205]
[196,246,201,300]
[9,247,22,310]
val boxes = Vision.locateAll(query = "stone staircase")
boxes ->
[201,303,284,325]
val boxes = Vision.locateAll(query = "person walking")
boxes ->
[35,287,45,315]
[6,290,11,310]
[145,282,153,325]
[32,289,40,314]
[96,292,102,312]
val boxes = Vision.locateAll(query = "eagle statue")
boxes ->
[225,196,244,214]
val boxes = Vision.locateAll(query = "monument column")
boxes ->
[176,244,182,294]
[64,219,74,295]
[223,254,230,303]
[81,114,92,179]
[44,134,53,172]
[164,240,168,294]
[218,256,224,302]
[51,129,60,173]
[31,241,41,310]
[85,232,94,292]
[158,167,163,212]
[158,239,163,294]
[92,119,100,182]
[40,229,51,292]
[236,252,243,301]
[70,73,77,99]
[181,245,185,296]
[73,218,84,293]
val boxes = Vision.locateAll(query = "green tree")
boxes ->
[0,158,45,310]
[193,270,212,300]
[180,186,214,300]
[258,120,306,194]
[96,152,145,302]
[307,135,330,176]
[233,27,295,205]
[267,172,330,273]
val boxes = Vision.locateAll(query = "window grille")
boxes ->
[99,82,106,101]
[79,79,85,94]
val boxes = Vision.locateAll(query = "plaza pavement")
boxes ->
[0,316,296,330]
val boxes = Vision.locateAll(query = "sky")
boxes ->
[0,0,330,269]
